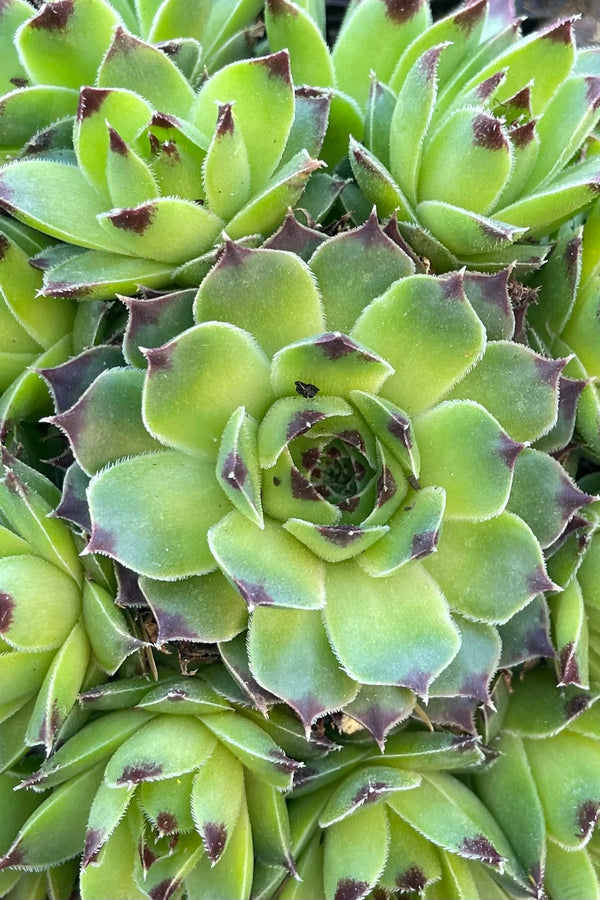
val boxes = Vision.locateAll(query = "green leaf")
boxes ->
[349,139,413,220]
[0,555,80,651]
[25,621,89,752]
[429,616,501,702]
[323,802,389,900]
[191,742,244,863]
[139,771,195,835]
[51,367,162,476]
[248,606,357,728]
[143,321,272,457]
[105,126,158,208]
[216,407,263,528]
[266,0,333,87]
[97,26,195,117]
[246,771,296,872]
[16,0,121,89]
[390,44,448,208]
[203,103,252,221]
[82,580,143,675]
[87,450,230,579]
[416,200,527,257]
[462,269,515,342]
[0,763,104,869]
[0,86,77,155]
[104,714,217,787]
[123,288,195,369]
[41,250,174,302]
[379,809,442,894]
[0,651,54,708]
[80,802,146,900]
[414,400,521,520]
[343,685,414,750]
[280,87,331,166]
[545,840,600,900]
[377,731,485,772]
[261,447,341,527]
[140,571,247,643]
[82,781,135,867]
[200,711,301,791]
[320,766,421,827]
[194,51,295,194]
[208,511,326,611]
[184,800,254,900]
[352,273,485,416]
[194,243,324,359]
[424,513,554,623]
[136,678,231,716]
[324,560,460,695]
[501,667,595,738]
[0,0,32,96]
[283,519,388,563]
[365,78,395,169]
[331,0,430,110]
[0,160,123,252]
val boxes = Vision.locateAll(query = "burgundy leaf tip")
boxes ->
[291,467,323,501]
[0,845,26,871]
[108,126,128,156]
[472,114,508,152]
[315,331,377,361]
[388,412,413,449]
[115,762,164,785]
[526,565,559,597]
[586,76,600,111]
[156,811,177,835]
[0,233,9,260]
[233,578,274,609]
[533,354,566,387]
[144,343,174,371]
[383,0,423,24]
[565,692,590,721]
[509,120,537,149]
[149,878,181,900]
[269,749,304,774]
[477,71,505,102]
[202,823,227,863]
[82,828,104,867]
[334,877,370,900]
[540,18,573,45]
[0,591,14,633]
[455,0,487,32]
[30,0,73,31]
[222,451,247,490]
[396,865,427,892]
[411,529,439,560]
[420,43,449,80]
[460,834,503,868]
[578,800,600,840]
[441,269,466,300]
[77,86,112,122]
[216,102,234,137]
[262,50,291,84]
[108,204,156,235]
[558,642,581,686]
[286,409,326,442]
[376,466,397,507]
[317,525,364,547]
[497,432,524,468]
[85,525,117,558]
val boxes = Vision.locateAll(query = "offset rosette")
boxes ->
[45,233,586,741]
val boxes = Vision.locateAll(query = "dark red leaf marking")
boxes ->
[398,667,429,695]
[216,102,234,137]
[455,0,486,32]
[533,354,565,387]
[286,409,326,441]
[317,525,364,547]
[586,76,600,112]
[222,451,247,491]
[559,642,580,685]
[77,86,111,122]
[338,496,360,513]
[263,50,291,84]
[106,25,139,59]
[472,114,507,151]
[291,467,323,501]
[202,823,227,863]
[301,447,320,471]
[383,0,423,24]
[497,432,524,468]
[154,608,200,642]
[460,672,490,703]
[151,112,180,130]
[376,466,396,507]
[476,72,505,102]
[388,412,412,449]
[526,565,557,597]
[565,692,590,720]
[460,834,503,867]
[351,781,389,808]
[37,700,62,746]
[577,800,600,839]
[0,592,14,633]
[233,579,274,608]
[141,843,158,871]
[149,879,181,900]
[116,762,164,784]
[338,430,366,453]
[411,529,439,560]
[108,126,128,156]
[269,749,303,773]
[82,828,104,867]
[334,877,370,900]
[156,811,177,835]
[0,845,26,871]
[506,85,531,114]
[420,44,446,80]
[509,120,536,149]
[30,0,73,31]
[396,866,427,892]
[86,524,117,557]
[315,332,377,362]
[109,204,156,235]
[0,233,8,260]
[540,18,573,44]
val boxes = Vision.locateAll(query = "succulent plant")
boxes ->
[0,451,141,766]
[0,44,324,302]
[264,0,600,272]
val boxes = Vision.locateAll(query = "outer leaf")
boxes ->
[203,104,252,221]
[87,450,230,579]
[324,560,460,695]
[416,200,527,257]
[379,809,442,894]
[351,273,485,416]
[80,803,146,900]
[82,580,143,674]
[208,511,326,611]
[82,781,135,868]
[319,766,421,827]
[248,606,357,728]
[194,243,324,359]
[246,771,296,872]
[138,771,195,835]
[190,743,244,863]
[184,800,253,900]
[349,139,413,220]
[424,513,554,623]
[0,86,77,156]
[265,0,334,88]
[545,840,600,900]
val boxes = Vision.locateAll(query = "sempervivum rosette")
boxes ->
[45,223,590,741]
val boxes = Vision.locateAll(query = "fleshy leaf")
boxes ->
[324,560,460,695]
[82,580,143,674]
[550,578,589,689]
[352,272,485,416]
[194,242,324,358]
[97,26,195,116]
[323,802,389,900]
[246,771,296,872]
[349,138,413,220]
[379,809,442,895]
[208,511,326,610]
[416,200,527,257]
[136,678,232,716]
[41,250,174,302]
[462,268,515,342]
[501,667,594,738]
[358,486,445,577]
[343,685,415,750]
[429,617,501,703]
[87,450,230,579]
[191,742,244,863]
[216,407,263,528]
[104,714,216,787]
[248,606,357,728]
[498,594,554,667]
[0,85,77,156]
[261,448,341,527]
[143,321,272,458]
[193,51,295,194]
[105,126,158,208]
[447,342,565,442]
[413,400,522,520]
[140,571,247,643]
[424,513,554,623]
[123,288,195,369]
[271,332,393,401]
[266,0,334,87]
[284,519,387,563]
[51,367,161,476]
[319,765,421,827]
[349,391,419,479]
[184,801,253,900]
[203,103,252,221]
[139,771,195,835]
